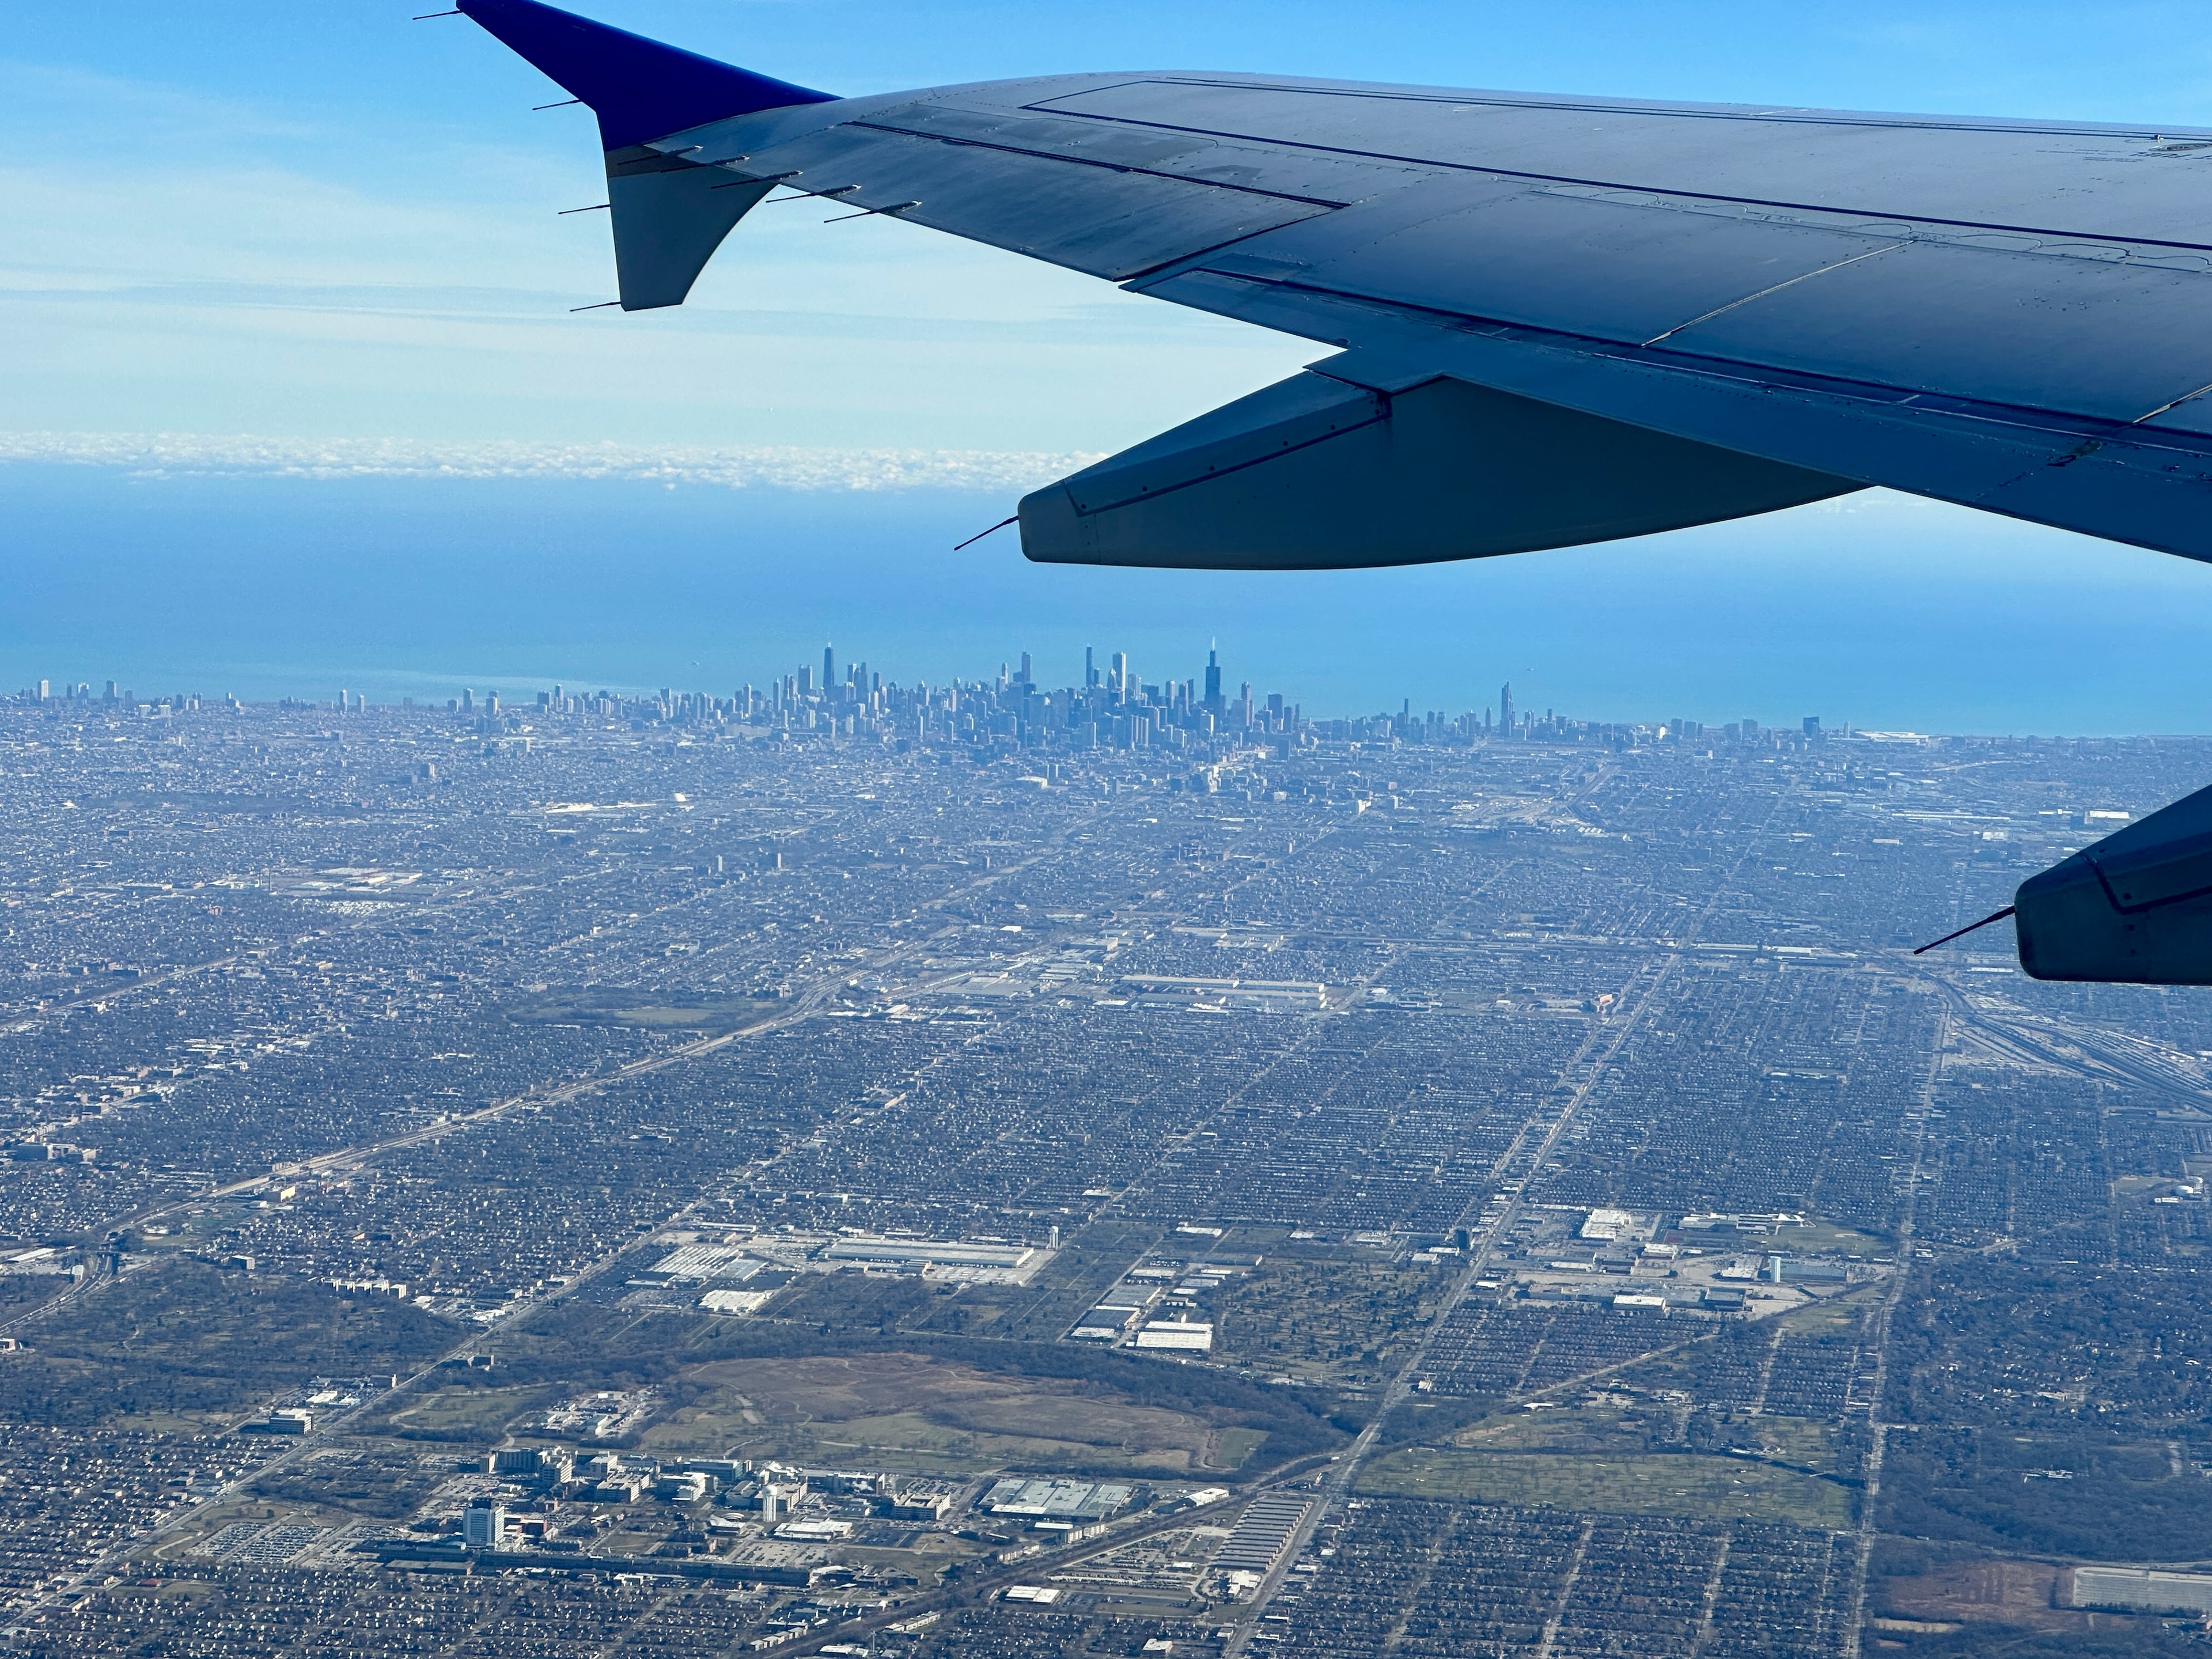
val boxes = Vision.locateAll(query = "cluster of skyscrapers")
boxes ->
[16,652,1831,757]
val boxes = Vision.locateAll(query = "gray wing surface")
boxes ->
[461,2,2212,568]
[649,75,2212,568]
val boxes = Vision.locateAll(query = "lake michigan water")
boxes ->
[3,463,2209,736]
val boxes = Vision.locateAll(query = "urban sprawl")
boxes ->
[0,652,2208,1659]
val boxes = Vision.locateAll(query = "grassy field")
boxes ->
[1716,1412,1840,1472]
[505,988,779,1035]
[1776,1290,1881,1336]
[1786,1218,1890,1255]
[1359,1446,1854,1528]
[1214,1427,1270,1469]
[1454,1401,1664,1455]
[1443,1399,1846,1480]
[641,1351,1232,1476]
[719,1407,1203,1476]
[380,1384,552,1442]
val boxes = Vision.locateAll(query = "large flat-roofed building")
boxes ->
[651,1244,763,1281]
[982,1478,1132,1519]
[1135,1320,1214,1351]
[1213,1495,1312,1573]
[1071,1303,1140,1340]
[2069,1567,2212,1614]
[824,1237,1035,1269]
[1118,975,1325,1012]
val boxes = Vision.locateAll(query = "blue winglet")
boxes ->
[457,0,835,150]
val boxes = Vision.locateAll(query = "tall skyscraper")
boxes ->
[1085,646,1099,688]
[1111,652,1129,698]
[1018,652,1032,685]
[823,644,835,689]
[1499,681,1514,736]
[1204,647,1222,709]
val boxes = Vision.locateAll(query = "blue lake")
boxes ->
[3,464,2209,735]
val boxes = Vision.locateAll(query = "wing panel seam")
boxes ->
[1183,268,2212,467]
[1639,243,1910,347]
[1021,107,2212,255]
[1069,397,1392,518]
[1032,78,2209,142]
[840,118,1358,210]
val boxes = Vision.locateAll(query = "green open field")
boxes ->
[1359,1446,1854,1528]
[1455,1401,1666,1454]
[505,987,779,1035]
[380,1384,554,1442]
[639,1351,1241,1478]
[1785,1217,1891,1254]
[1775,1290,1881,1336]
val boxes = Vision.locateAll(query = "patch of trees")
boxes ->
[250,1450,431,1518]
[1887,1254,2212,1432]
[0,1260,453,1427]
[1880,1426,2212,1560]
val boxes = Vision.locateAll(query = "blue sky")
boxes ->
[6,2,2212,726]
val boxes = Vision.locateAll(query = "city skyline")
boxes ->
[15,649,1874,752]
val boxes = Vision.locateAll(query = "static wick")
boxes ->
[765,185,856,206]
[1912,904,2017,956]
[558,203,612,215]
[533,99,584,110]
[953,516,1018,552]
[411,8,463,16]
[569,300,622,313]
[824,200,919,223]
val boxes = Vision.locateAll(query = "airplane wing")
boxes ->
[458,0,2212,575]
[457,0,2212,986]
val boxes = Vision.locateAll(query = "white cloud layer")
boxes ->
[0,430,1104,493]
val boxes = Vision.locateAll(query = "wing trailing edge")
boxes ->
[1018,363,1860,570]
